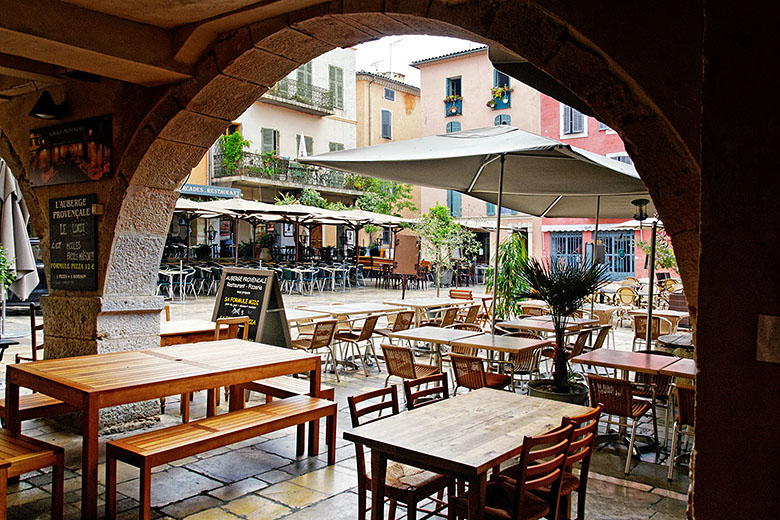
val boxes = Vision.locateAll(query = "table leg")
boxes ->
[370,450,388,520]
[81,398,99,520]
[4,381,20,434]
[467,474,486,520]
[308,367,321,456]
[228,384,245,411]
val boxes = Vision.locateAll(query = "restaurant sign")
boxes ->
[49,194,98,290]
[29,115,112,186]
[180,184,241,199]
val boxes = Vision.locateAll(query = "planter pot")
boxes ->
[259,247,272,261]
[528,380,589,406]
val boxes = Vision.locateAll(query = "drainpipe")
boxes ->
[367,74,376,145]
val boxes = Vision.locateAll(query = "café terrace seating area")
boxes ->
[0,273,692,520]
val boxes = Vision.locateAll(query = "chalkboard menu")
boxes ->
[49,194,97,290]
[212,268,291,347]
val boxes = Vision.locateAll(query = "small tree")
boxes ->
[485,232,528,320]
[0,245,17,292]
[414,203,479,297]
[217,132,251,175]
[638,229,678,273]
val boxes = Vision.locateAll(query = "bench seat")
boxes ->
[106,395,337,520]
[0,393,76,425]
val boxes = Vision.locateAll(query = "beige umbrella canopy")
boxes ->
[0,160,39,300]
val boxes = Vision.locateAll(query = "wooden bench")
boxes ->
[448,289,473,300]
[106,395,337,520]
[0,394,76,426]
[0,430,65,519]
[243,376,335,452]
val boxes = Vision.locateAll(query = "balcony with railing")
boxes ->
[213,153,364,195]
[260,78,335,116]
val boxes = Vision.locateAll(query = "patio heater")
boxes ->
[632,198,657,350]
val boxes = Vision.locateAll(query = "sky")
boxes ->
[354,35,482,87]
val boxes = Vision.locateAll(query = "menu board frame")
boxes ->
[49,194,98,290]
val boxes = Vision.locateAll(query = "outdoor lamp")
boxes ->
[632,198,650,221]
[29,90,68,119]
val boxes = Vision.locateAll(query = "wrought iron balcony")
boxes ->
[213,153,363,195]
[261,78,335,116]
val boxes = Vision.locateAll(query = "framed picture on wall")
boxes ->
[345,229,355,246]
[283,223,294,237]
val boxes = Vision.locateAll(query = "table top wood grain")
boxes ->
[159,318,224,337]
[450,333,553,354]
[659,358,697,379]
[388,326,482,344]
[498,316,599,333]
[344,389,591,478]
[571,349,680,375]
[383,297,474,309]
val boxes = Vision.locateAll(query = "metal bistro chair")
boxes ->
[420,306,459,328]
[493,331,544,393]
[381,343,440,388]
[450,353,513,394]
[633,349,676,450]
[540,328,593,376]
[615,287,639,327]
[631,315,673,351]
[347,386,454,520]
[587,374,652,475]
[291,319,340,381]
[334,315,381,376]
[375,310,415,343]
[668,384,696,480]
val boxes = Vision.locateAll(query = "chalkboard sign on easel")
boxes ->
[212,268,291,348]
[49,194,98,290]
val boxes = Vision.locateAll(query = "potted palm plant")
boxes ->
[519,258,609,404]
[257,232,274,261]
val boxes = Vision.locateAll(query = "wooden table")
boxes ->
[497,316,599,335]
[660,358,697,379]
[388,326,483,369]
[571,349,680,376]
[302,303,404,317]
[344,389,591,520]
[450,333,553,355]
[4,340,322,520]
[658,333,694,350]
[159,318,227,346]
[383,297,474,326]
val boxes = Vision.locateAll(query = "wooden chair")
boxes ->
[448,288,472,300]
[449,353,512,393]
[667,293,691,330]
[334,315,381,376]
[457,424,574,520]
[375,310,415,342]
[520,304,548,317]
[421,306,458,328]
[381,344,439,388]
[403,373,450,410]
[347,386,454,520]
[668,384,695,480]
[631,315,673,351]
[0,429,65,520]
[587,374,652,474]
[291,319,340,381]
[16,303,44,363]
[528,406,602,520]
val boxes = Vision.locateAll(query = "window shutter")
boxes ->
[305,136,313,155]
[381,110,392,139]
[572,109,584,133]
[563,105,572,134]
[486,202,496,216]
[261,128,275,153]
[329,66,344,109]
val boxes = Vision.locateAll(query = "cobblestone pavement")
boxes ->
[1,284,690,519]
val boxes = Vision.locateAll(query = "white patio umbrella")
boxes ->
[0,160,40,335]
[301,125,653,331]
[297,131,308,159]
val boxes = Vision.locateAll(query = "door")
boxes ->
[550,231,583,266]
[599,230,635,280]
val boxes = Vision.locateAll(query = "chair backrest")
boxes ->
[587,374,636,417]
[503,331,543,372]
[634,349,675,396]
[506,424,574,520]
[590,325,612,351]
[632,315,673,340]
[347,386,400,428]
[450,353,488,390]
[29,303,44,360]
[403,373,450,410]
[215,316,249,341]
[356,315,380,342]
[675,384,696,427]
[616,287,637,305]
[391,310,415,332]
[462,304,480,324]
[568,329,593,358]
[521,305,548,316]
[307,319,338,349]
[449,289,472,300]
[450,323,483,333]
[439,307,459,327]
[381,344,418,380]
[561,404,601,470]
[623,276,639,285]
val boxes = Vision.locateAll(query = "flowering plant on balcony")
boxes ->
[443,94,462,103]
[260,151,282,177]
[490,86,514,100]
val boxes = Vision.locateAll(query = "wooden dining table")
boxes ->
[659,358,697,379]
[344,389,591,520]
[450,333,553,356]
[497,315,599,335]
[571,348,679,377]
[382,297,474,326]
[387,326,483,369]
[159,318,227,346]
[4,340,322,520]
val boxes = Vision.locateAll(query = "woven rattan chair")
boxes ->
[455,424,574,520]
[633,349,676,451]
[456,304,481,325]
[587,374,652,474]
[540,328,593,374]
[614,287,638,327]
[375,310,415,342]
[421,306,459,328]
[347,386,454,520]
[403,373,450,410]
[631,315,673,351]
[380,344,440,387]
[291,319,340,381]
[520,304,548,316]
[334,315,381,376]
[450,353,512,393]
[668,384,695,480]
[495,331,545,393]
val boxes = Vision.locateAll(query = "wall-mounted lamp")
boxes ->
[29,90,68,120]
[631,198,650,222]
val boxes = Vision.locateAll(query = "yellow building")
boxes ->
[356,71,421,148]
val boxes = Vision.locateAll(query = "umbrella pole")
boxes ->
[490,154,505,335]
[645,219,658,349]
[590,196,601,318]
[294,221,299,264]
[234,216,238,266]
[186,217,191,262]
